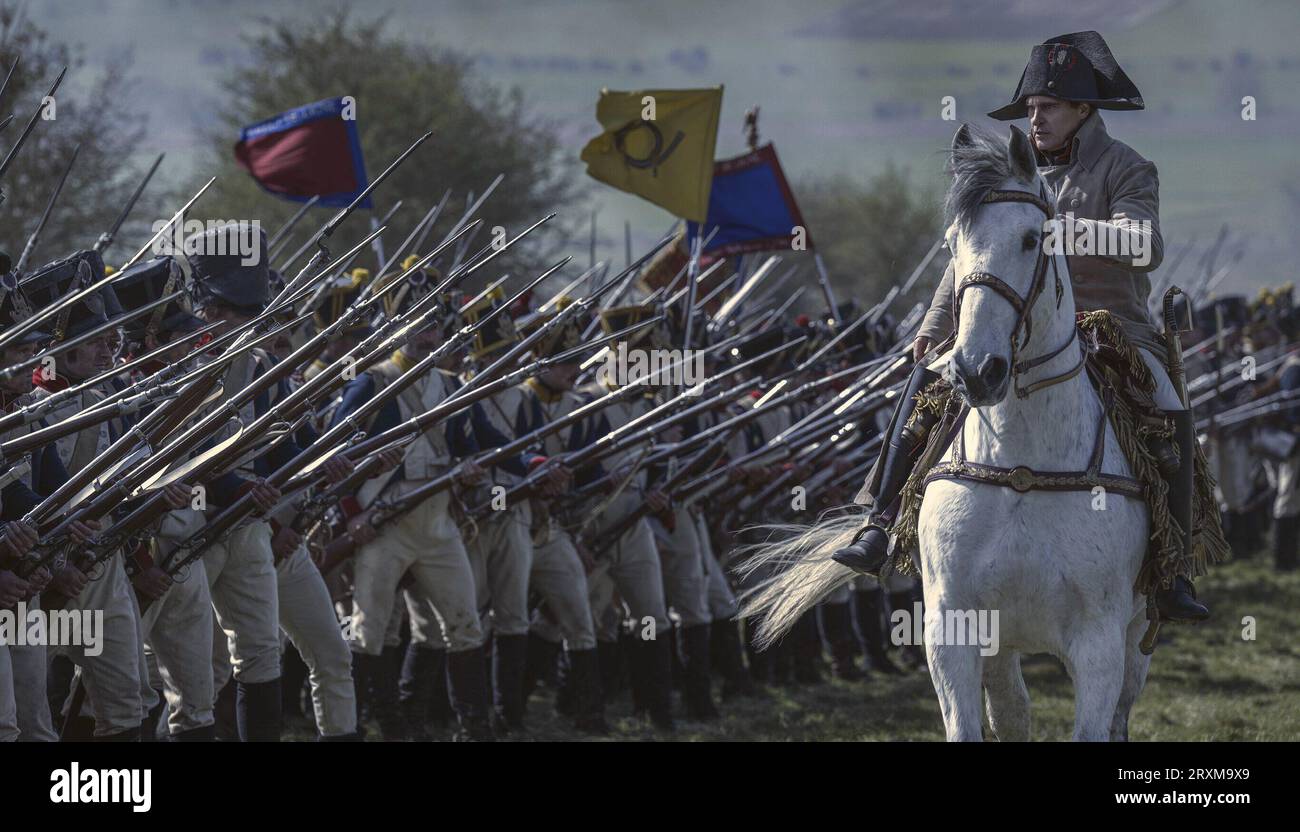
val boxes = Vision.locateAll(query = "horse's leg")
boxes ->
[926,638,985,741]
[1062,627,1127,742]
[983,650,1030,741]
[1110,610,1152,742]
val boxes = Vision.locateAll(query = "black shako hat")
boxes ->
[112,256,205,340]
[185,223,270,314]
[988,31,1143,121]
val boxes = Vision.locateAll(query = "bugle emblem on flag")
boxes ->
[580,87,723,222]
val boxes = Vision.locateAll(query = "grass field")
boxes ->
[317,550,1298,742]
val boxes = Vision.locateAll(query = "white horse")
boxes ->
[741,124,1152,741]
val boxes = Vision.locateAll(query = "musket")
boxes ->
[266,195,320,259]
[372,198,446,284]
[301,319,666,575]
[0,321,223,431]
[708,256,780,333]
[279,132,433,291]
[10,224,406,548]
[0,289,184,381]
[95,216,564,559]
[94,152,164,255]
[587,428,737,556]
[813,253,842,325]
[0,259,145,352]
[119,176,216,272]
[0,56,18,113]
[0,66,67,202]
[15,143,79,273]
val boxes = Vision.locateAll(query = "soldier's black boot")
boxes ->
[94,725,143,741]
[679,624,720,720]
[566,648,610,735]
[888,589,926,669]
[852,587,903,674]
[639,636,675,733]
[213,678,238,741]
[1275,515,1298,572]
[821,601,865,681]
[709,619,754,699]
[492,634,529,733]
[791,611,825,685]
[521,633,562,709]
[355,652,405,741]
[141,694,166,742]
[172,725,216,741]
[447,647,496,741]
[1154,411,1211,623]
[235,678,282,742]
[833,363,942,575]
[397,642,441,740]
[596,639,625,703]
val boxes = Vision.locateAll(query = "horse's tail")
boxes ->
[734,514,861,650]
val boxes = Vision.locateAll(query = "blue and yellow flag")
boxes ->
[580,87,723,221]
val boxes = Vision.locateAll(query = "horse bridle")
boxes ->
[953,185,1086,398]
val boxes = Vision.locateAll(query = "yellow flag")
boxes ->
[580,87,723,222]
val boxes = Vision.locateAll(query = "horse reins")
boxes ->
[953,186,1086,399]
[927,183,1144,500]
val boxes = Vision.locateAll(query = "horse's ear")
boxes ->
[1007,125,1036,183]
[951,123,974,164]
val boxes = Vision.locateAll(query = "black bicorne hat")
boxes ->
[20,250,115,342]
[185,223,270,314]
[988,31,1143,121]
[112,256,205,340]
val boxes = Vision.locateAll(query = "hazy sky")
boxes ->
[33,0,1300,295]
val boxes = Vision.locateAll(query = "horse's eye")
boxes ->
[1023,231,1039,251]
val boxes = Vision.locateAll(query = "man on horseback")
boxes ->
[833,31,1211,623]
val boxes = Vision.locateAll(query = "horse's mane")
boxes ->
[944,124,1034,231]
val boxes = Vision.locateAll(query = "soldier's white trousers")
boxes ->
[696,511,738,620]
[529,529,597,650]
[7,596,57,741]
[466,506,533,637]
[350,487,483,655]
[55,555,154,736]
[589,500,669,642]
[652,505,710,627]
[205,521,281,685]
[276,544,356,736]
[140,559,215,736]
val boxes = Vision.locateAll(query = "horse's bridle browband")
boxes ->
[954,186,1086,398]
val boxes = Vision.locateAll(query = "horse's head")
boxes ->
[943,123,1058,407]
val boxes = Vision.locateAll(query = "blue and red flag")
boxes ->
[686,143,807,257]
[234,97,371,209]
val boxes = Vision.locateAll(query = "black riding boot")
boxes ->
[852,587,903,674]
[235,678,282,742]
[1272,514,1297,571]
[398,642,442,740]
[1154,411,1211,622]
[566,648,610,734]
[492,634,529,733]
[679,624,720,720]
[821,601,865,681]
[447,647,496,741]
[833,362,942,575]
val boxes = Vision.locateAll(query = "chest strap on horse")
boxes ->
[922,382,1145,499]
